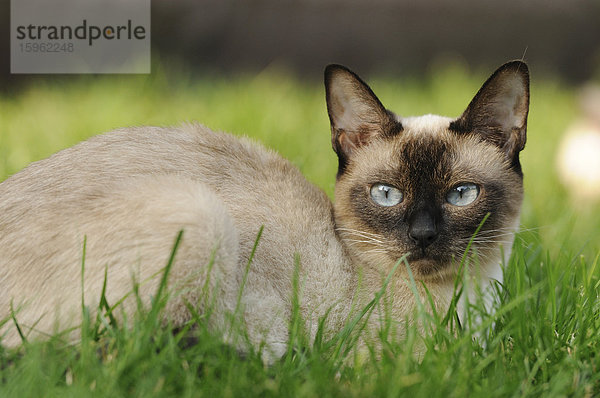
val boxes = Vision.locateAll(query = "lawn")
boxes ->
[0,62,599,397]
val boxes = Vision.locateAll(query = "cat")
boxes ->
[0,61,529,362]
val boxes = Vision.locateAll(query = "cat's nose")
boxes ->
[408,209,438,248]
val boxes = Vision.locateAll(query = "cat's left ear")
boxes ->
[450,61,530,171]
[325,64,399,176]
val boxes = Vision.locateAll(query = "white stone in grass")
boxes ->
[557,122,600,200]
[557,84,600,201]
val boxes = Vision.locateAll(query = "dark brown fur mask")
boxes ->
[325,62,530,280]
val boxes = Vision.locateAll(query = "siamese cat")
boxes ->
[0,61,529,361]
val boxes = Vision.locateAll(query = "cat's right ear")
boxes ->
[450,61,530,174]
[325,65,399,176]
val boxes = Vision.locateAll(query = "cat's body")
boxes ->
[0,126,357,357]
[0,62,529,360]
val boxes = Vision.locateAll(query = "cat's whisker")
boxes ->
[363,248,388,254]
[344,239,386,248]
[335,227,384,238]
[461,233,517,241]
[475,232,515,237]
[343,239,387,249]
[339,235,387,247]
[460,250,494,263]
[336,228,386,243]
[475,231,518,237]
[480,226,520,231]
[476,225,544,237]
[515,225,546,232]
[467,238,514,243]
[464,239,512,245]
[348,236,385,245]
[476,230,516,235]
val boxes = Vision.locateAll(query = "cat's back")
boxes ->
[0,123,343,284]
[0,124,327,216]
[0,124,296,197]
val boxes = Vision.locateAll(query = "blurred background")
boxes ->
[0,0,599,255]
[1,0,600,83]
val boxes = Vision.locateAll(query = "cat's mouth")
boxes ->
[406,253,438,273]
[402,249,452,278]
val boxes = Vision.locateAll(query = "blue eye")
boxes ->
[447,183,480,206]
[370,183,403,207]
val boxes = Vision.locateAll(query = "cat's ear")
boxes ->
[325,64,399,175]
[450,61,529,171]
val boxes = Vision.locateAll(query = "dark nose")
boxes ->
[408,209,438,249]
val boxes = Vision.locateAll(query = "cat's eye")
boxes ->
[370,183,403,207]
[447,183,480,206]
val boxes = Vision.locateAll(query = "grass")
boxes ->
[1,61,599,396]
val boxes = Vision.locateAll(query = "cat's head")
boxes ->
[325,62,529,280]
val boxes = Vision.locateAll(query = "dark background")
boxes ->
[2,0,600,87]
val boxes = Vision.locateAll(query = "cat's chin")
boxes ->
[407,259,448,279]
[356,248,456,281]
[403,253,456,280]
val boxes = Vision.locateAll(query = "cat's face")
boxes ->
[325,62,529,280]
